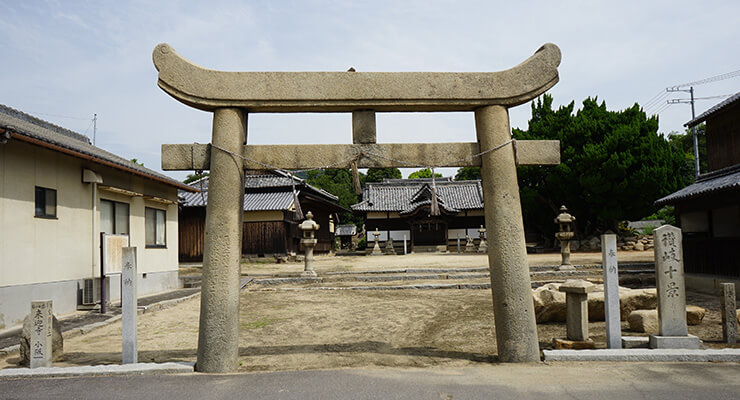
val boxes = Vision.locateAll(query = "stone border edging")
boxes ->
[543,348,740,362]
[0,362,194,379]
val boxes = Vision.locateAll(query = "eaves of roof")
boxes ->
[685,92,740,128]
[655,164,740,206]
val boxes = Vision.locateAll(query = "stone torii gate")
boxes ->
[154,43,562,372]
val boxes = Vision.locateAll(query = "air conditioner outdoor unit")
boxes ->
[81,278,101,306]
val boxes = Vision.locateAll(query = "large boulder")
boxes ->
[627,306,706,333]
[533,282,656,323]
[20,313,63,366]
[686,305,706,325]
[628,309,658,334]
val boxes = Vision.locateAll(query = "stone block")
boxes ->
[621,336,650,349]
[686,305,706,326]
[628,309,658,334]
[553,338,596,350]
[649,334,702,350]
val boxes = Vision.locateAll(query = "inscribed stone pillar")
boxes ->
[653,225,688,336]
[475,105,540,362]
[122,247,138,364]
[197,108,247,373]
[720,283,738,344]
[29,300,53,369]
[602,234,621,349]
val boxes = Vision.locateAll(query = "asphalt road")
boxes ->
[1,362,739,400]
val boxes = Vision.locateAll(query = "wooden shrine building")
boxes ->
[352,178,486,252]
[179,170,347,261]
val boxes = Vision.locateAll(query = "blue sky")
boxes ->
[2,0,739,179]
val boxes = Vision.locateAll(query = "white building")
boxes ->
[0,105,196,330]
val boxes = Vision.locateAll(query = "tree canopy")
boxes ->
[408,168,443,179]
[365,167,401,183]
[305,169,364,226]
[667,123,707,181]
[454,166,481,181]
[513,94,691,236]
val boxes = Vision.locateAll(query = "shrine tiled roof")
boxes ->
[685,92,740,128]
[180,170,341,212]
[352,178,484,213]
[655,164,740,206]
[0,104,194,191]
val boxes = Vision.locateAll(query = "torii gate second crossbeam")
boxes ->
[155,43,562,372]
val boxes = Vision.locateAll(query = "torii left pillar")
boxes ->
[197,108,246,372]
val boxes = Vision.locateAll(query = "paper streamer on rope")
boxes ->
[289,172,304,220]
[430,167,440,216]
[351,158,362,195]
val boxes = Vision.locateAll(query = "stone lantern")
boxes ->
[371,228,383,256]
[477,225,488,253]
[554,205,576,271]
[299,211,320,277]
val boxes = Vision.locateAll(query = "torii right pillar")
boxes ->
[476,106,540,362]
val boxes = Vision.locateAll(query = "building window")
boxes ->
[34,187,57,218]
[100,199,129,234]
[146,207,166,247]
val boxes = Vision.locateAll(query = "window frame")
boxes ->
[100,199,130,235]
[145,206,167,248]
[34,186,57,219]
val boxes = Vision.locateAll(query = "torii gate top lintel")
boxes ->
[153,43,561,113]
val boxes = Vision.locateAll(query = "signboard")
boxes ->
[101,234,129,276]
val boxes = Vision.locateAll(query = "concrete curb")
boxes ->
[0,362,194,379]
[543,348,740,362]
[261,283,492,291]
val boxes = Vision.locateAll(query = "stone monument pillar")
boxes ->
[720,283,738,344]
[121,247,138,364]
[601,234,621,349]
[554,206,575,271]
[477,225,488,253]
[649,225,701,349]
[299,211,320,277]
[29,300,53,368]
[371,228,382,256]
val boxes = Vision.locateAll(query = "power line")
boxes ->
[25,110,91,121]
[667,69,740,90]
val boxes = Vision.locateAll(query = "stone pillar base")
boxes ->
[553,338,595,350]
[558,265,576,271]
[649,334,702,349]
[301,270,317,277]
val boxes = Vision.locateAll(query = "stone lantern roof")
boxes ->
[554,205,575,224]
[299,211,320,232]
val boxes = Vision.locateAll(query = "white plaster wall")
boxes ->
[0,140,181,328]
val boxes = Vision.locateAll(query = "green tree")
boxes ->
[667,123,707,182]
[305,169,364,226]
[184,171,209,184]
[514,94,691,237]
[408,168,443,179]
[454,166,481,181]
[365,167,401,183]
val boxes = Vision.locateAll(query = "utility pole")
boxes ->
[93,113,97,146]
[667,86,700,178]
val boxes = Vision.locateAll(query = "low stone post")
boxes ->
[602,234,621,349]
[122,247,138,364]
[384,237,396,255]
[371,228,382,256]
[456,233,461,253]
[299,212,320,277]
[403,234,407,255]
[720,283,738,344]
[477,225,488,253]
[650,225,701,349]
[554,206,575,271]
[464,235,476,253]
[29,300,53,368]
[555,280,596,348]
